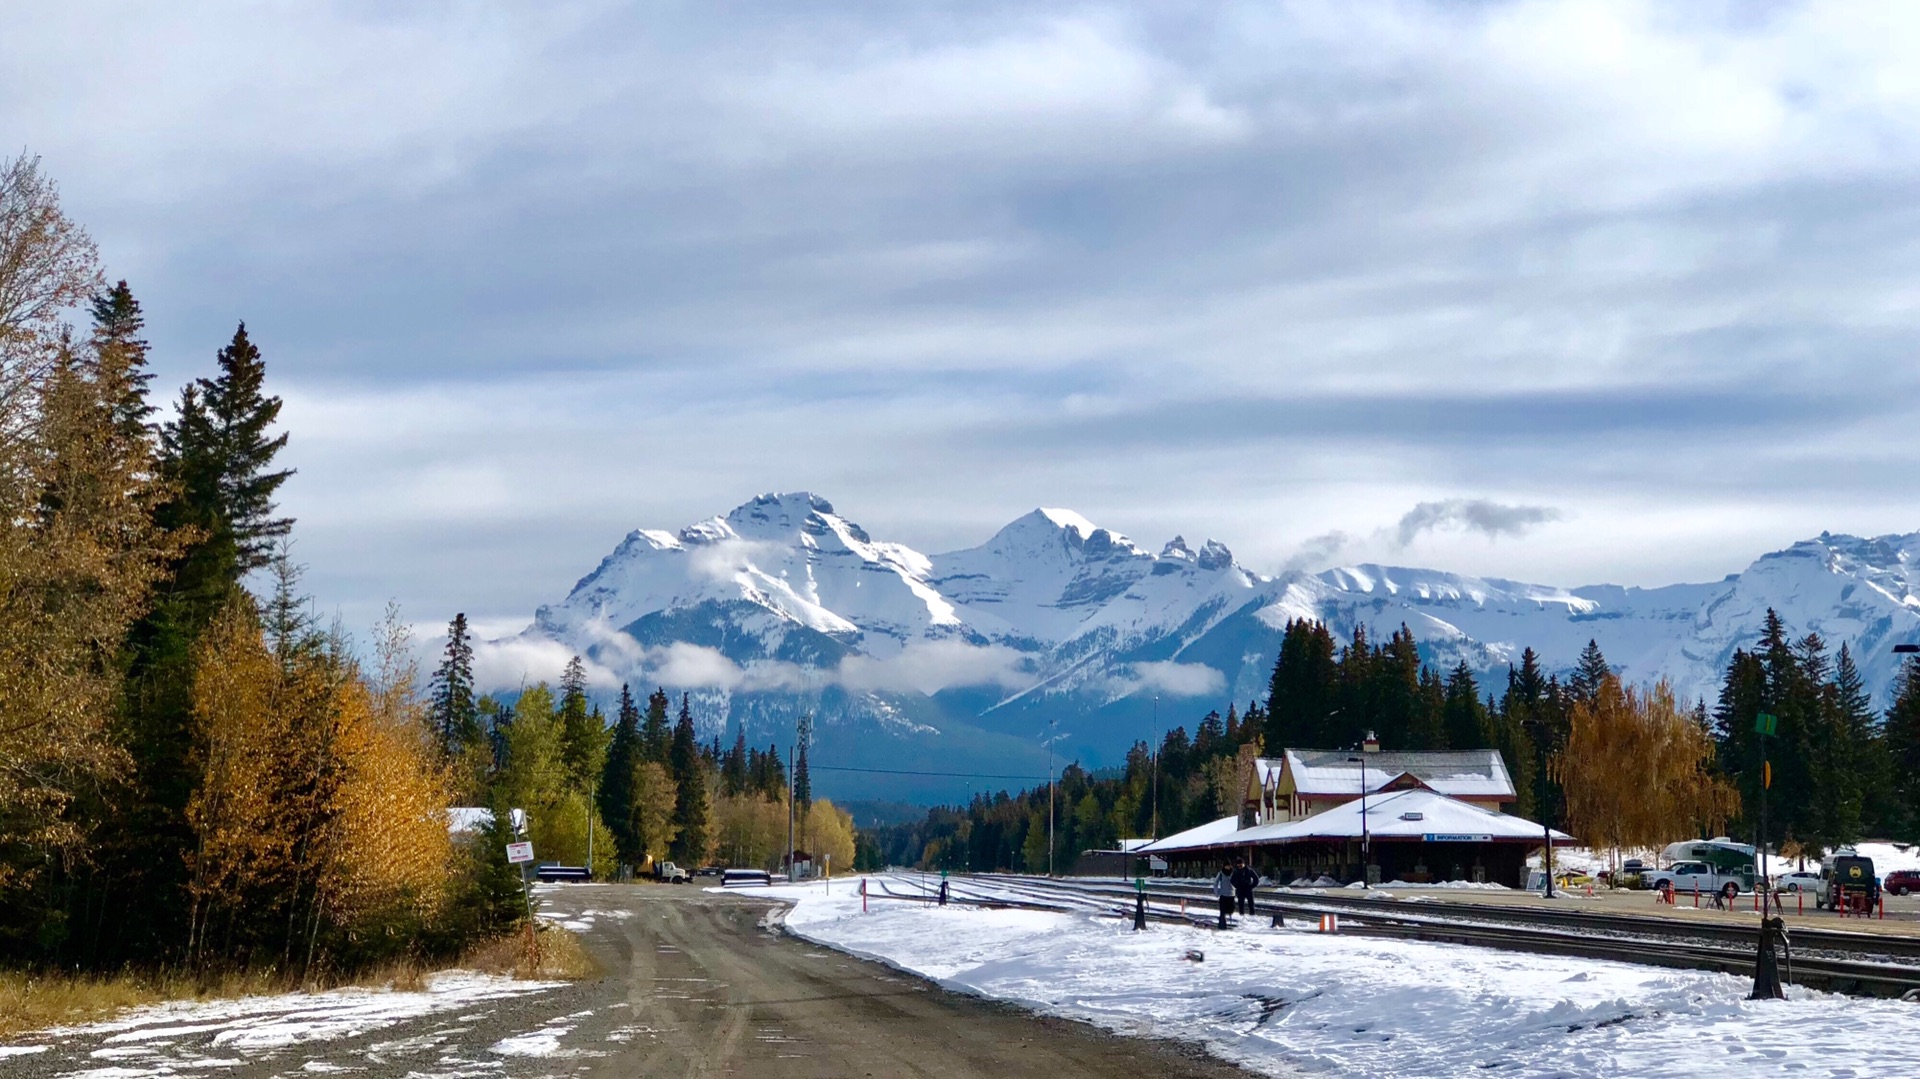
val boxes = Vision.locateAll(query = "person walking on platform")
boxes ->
[1231,860,1260,916]
[1212,866,1236,928]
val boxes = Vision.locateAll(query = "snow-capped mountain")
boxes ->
[509,493,1920,798]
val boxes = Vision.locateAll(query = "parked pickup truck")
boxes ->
[1643,860,1748,899]
[654,861,691,884]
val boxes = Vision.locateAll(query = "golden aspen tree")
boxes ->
[1555,676,1740,868]
[805,799,856,872]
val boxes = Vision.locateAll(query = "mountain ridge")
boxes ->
[502,493,1920,799]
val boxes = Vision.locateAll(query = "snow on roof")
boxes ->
[1136,815,1242,855]
[1149,790,1571,852]
[1282,748,1515,800]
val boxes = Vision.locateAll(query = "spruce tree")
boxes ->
[87,280,155,444]
[1884,658,1920,839]
[1568,639,1611,704]
[430,614,479,758]
[597,684,643,866]
[642,687,671,763]
[668,694,709,863]
[721,727,749,796]
[557,656,604,793]
[1442,662,1488,748]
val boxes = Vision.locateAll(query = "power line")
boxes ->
[808,764,1045,781]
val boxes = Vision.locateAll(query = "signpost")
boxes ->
[506,822,538,972]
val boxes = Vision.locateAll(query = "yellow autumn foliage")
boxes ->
[1552,675,1741,865]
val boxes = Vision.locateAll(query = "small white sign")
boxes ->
[506,841,535,864]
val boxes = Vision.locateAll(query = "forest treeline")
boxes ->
[864,617,1920,871]
[0,153,525,976]
[0,154,853,979]
[430,641,856,884]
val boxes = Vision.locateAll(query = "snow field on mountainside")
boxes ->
[769,876,1917,1077]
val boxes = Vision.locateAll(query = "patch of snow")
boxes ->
[0,1045,50,1057]
[767,874,1920,1077]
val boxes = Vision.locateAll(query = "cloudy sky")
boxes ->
[7,1,1920,645]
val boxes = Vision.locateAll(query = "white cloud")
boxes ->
[836,640,1034,695]
[1112,661,1225,699]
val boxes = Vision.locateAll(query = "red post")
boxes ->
[1693,884,1699,908]
[1797,890,1803,916]
[1752,890,1758,912]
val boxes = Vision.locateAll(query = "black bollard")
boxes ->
[938,880,948,906]
[1271,911,1285,929]
[1134,892,1148,931]
[1750,915,1786,999]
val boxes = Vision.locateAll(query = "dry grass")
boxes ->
[0,968,282,1040]
[0,926,596,1040]
[459,924,598,981]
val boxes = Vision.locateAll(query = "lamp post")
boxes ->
[1151,693,1160,841]
[1346,754,1370,888]
[1042,723,1067,877]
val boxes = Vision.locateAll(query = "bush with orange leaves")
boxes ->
[185,602,456,976]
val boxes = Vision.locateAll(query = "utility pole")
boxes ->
[1048,738,1055,877]
[787,744,796,883]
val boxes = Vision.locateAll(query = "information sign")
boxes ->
[505,841,534,865]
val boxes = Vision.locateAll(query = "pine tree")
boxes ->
[1884,658,1920,839]
[1568,639,1611,705]
[597,685,643,866]
[557,656,605,794]
[429,614,479,758]
[1442,663,1488,748]
[87,281,155,445]
[1264,620,1338,751]
[721,727,749,796]
[668,694,710,864]
[642,687,671,764]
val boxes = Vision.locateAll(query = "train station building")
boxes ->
[1141,742,1574,887]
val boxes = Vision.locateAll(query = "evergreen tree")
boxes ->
[642,687,671,763]
[1442,663,1488,749]
[1885,658,1920,840]
[87,280,155,445]
[597,685,643,866]
[1568,639,1611,705]
[1264,620,1338,750]
[722,727,749,796]
[429,613,478,758]
[668,694,709,863]
[557,656,604,793]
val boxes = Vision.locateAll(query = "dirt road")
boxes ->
[4,883,1258,1078]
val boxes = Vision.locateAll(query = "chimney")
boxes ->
[1362,731,1379,754]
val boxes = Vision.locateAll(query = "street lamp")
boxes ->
[1346,754,1371,888]
[1042,723,1068,877]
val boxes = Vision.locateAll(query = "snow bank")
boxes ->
[772,875,1920,1077]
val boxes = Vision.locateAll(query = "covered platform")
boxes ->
[1141,787,1574,887]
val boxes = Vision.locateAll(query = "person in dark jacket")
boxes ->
[1231,860,1260,915]
[1211,867,1235,928]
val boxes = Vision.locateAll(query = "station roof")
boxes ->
[1135,815,1242,855]
[1149,789,1572,853]
[1280,748,1516,800]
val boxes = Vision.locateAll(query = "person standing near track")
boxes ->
[1212,865,1235,928]
[1231,860,1259,916]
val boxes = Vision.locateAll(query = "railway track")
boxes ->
[947,874,1920,998]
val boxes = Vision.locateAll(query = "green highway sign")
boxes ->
[1754,712,1778,736]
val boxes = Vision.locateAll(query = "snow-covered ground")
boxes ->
[1,970,565,1073]
[770,875,1920,1077]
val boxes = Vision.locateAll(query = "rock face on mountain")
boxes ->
[510,494,1920,799]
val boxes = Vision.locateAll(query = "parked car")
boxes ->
[1884,870,1920,896]
[1775,871,1827,900]
[654,860,691,884]
[1643,860,1746,900]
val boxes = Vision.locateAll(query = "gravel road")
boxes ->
[3,883,1258,1078]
